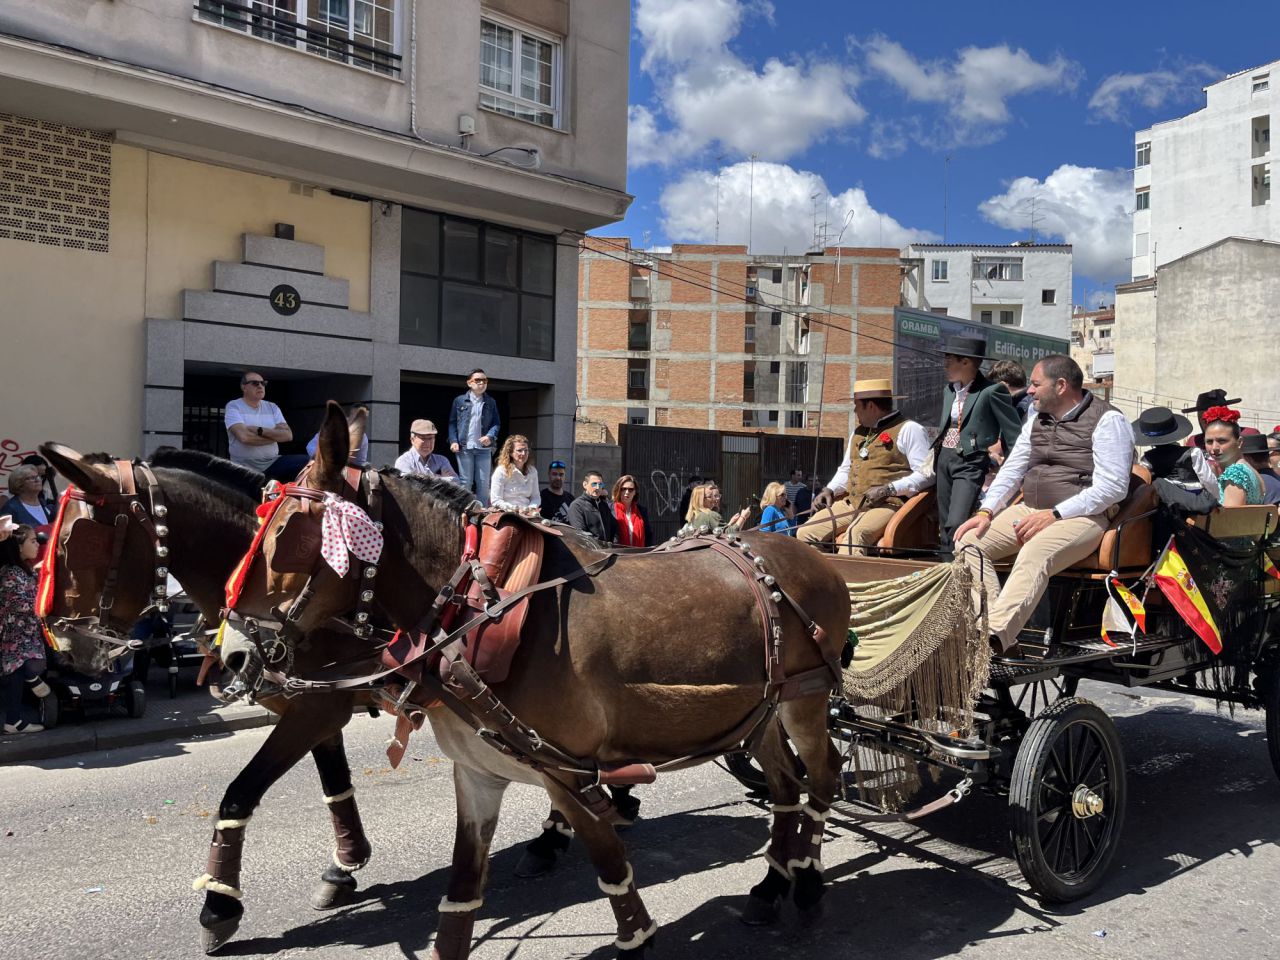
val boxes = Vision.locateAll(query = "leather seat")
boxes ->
[877,489,940,552]
[1192,504,1280,540]
[1067,466,1154,572]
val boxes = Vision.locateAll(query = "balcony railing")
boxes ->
[195,1,402,76]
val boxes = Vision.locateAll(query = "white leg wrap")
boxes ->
[770,803,804,813]
[332,849,369,872]
[324,787,355,804]
[192,874,243,899]
[542,818,574,837]
[597,862,635,896]
[437,896,483,914]
[786,856,824,875]
[615,920,658,951]
[763,852,790,877]
[215,817,251,830]
[802,804,831,822]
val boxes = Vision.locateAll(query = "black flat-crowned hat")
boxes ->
[1240,434,1271,456]
[937,335,987,361]
[1132,406,1193,446]
[1182,388,1242,413]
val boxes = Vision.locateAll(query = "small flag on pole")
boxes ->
[1101,576,1144,647]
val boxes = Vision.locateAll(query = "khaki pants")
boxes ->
[958,503,1109,651]
[796,500,898,557]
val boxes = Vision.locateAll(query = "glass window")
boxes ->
[744,325,755,344]
[999,310,1017,326]
[522,236,555,295]
[479,17,561,127]
[399,274,438,346]
[771,311,782,326]
[1135,141,1151,167]
[1041,289,1056,305]
[931,259,948,281]
[443,219,480,279]
[771,268,782,283]
[980,310,993,324]
[402,208,439,275]
[744,370,755,390]
[1135,188,1150,211]
[769,361,780,374]
[972,257,1023,281]
[485,228,518,287]
[520,295,554,361]
[442,283,517,355]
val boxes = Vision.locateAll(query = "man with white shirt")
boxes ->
[797,378,933,555]
[394,419,458,480]
[954,354,1134,655]
[224,371,306,480]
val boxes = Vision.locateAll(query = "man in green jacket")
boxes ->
[934,336,1023,559]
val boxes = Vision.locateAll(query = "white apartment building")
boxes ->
[0,1,630,468]
[901,242,1073,339]
[1132,59,1276,279]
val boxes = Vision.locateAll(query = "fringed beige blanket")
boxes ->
[840,561,989,809]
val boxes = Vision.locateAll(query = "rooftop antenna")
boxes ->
[714,153,726,243]
[810,191,822,248]
[641,229,651,251]
[747,152,759,254]
[1026,195,1045,243]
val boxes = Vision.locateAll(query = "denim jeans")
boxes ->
[456,448,494,505]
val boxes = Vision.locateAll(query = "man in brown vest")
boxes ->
[798,378,932,554]
[954,355,1134,653]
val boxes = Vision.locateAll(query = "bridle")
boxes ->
[37,459,171,659]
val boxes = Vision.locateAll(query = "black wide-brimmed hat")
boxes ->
[1181,388,1242,413]
[1132,406,1193,447]
[937,335,987,361]
[1241,434,1271,457]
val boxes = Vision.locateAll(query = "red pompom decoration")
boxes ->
[878,431,893,447]
[1203,406,1240,425]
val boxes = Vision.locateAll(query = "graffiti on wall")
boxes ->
[0,439,38,475]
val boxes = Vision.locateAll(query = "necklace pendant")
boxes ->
[858,448,869,460]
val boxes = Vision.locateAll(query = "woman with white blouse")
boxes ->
[490,434,541,516]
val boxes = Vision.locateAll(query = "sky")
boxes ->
[605,0,1279,307]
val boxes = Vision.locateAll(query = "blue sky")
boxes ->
[606,0,1278,305]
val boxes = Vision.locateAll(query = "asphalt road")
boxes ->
[2,680,1278,960]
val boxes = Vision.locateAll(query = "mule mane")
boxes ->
[391,470,479,517]
[150,447,265,506]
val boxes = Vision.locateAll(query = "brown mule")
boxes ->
[220,401,852,958]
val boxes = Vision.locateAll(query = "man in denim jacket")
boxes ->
[448,368,500,505]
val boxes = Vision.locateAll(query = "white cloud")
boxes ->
[1088,64,1219,123]
[630,0,862,166]
[859,35,1081,145]
[979,164,1132,282]
[659,160,939,255]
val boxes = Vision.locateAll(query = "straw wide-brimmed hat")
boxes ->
[851,378,905,400]
[1131,407,1193,447]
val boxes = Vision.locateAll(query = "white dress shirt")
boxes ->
[828,414,934,498]
[981,394,1134,520]
[490,465,541,512]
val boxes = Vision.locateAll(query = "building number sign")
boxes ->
[269,284,302,316]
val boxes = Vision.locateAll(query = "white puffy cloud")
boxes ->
[1088,64,1219,123]
[659,160,939,255]
[627,105,666,169]
[629,0,863,166]
[979,164,1132,282]
[859,35,1082,145]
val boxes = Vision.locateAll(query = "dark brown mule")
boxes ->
[38,440,382,952]
[220,402,852,958]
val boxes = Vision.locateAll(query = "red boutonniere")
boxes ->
[878,431,894,448]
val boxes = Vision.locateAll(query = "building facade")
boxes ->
[0,1,630,471]
[1132,59,1276,279]
[1114,237,1280,433]
[576,240,904,445]
[901,242,1073,339]
[1069,304,1115,385]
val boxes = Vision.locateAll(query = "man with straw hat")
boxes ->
[797,378,933,555]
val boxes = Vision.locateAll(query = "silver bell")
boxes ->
[360,590,374,602]
[363,567,377,579]
[763,574,776,586]
[156,545,169,558]
[771,591,783,603]
[154,585,167,597]
[154,504,167,518]
[356,612,369,623]
[753,556,766,568]
[155,524,169,538]
[156,566,168,578]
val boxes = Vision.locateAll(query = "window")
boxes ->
[972,257,1023,281]
[1135,141,1151,167]
[628,321,649,351]
[627,407,648,426]
[479,18,561,127]
[931,259,948,281]
[771,268,783,284]
[786,411,805,429]
[1253,162,1271,206]
[769,361,780,374]
[1135,188,1150,211]
[399,206,555,359]
[195,0,401,75]
[743,325,755,344]
[1041,289,1056,305]
[930,307,948,314]
[627,360,648,400]
[1097,327,1112,340]
[767,410,779,424]
[979,310,993,324]
[770,311,782,326]
[999,310,1017,326]
[743,370,755,390]
[1253,115,1271,158]
[1254,74,1270,95]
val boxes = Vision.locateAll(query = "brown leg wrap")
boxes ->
[599,866,657,950]
[431,908,478,960]
[763,808,802,878]
[193,824,247,898]
[788,803,829,875]
[328,796,372,869]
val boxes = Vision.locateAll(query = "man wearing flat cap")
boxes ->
[395,419,458,480]
[797,378,933,555]
[933,336,1023,559]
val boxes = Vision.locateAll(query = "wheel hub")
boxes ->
[1071,784,1104,819]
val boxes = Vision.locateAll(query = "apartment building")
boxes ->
[1132,59,1276,279]
[576,240,903,444]
[0,1,630,469]
[1069,304,1115,385]
[901,242,1073,339]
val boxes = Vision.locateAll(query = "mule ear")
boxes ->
[39,442,117,495]
[347,406,368,460]
[312,401,350,492]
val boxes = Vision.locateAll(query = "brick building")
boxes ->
[576,239,903,445]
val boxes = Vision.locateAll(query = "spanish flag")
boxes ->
[1262,553,1280,582]
[1101,576,1146,647]
[1153,538,1222,654]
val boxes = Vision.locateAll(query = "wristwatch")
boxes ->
[1051,507,1062,520]
[256,426,264,437]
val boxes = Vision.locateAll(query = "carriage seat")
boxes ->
[877,489,940,552]
[1065,466,1155,573]
[1191,504,1280,541]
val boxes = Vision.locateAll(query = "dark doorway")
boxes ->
[398,374,546,466]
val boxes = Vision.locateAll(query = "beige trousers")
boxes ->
[958,503,1109,651]
[796,500,898,557]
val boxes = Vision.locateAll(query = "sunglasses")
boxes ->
[588,481,605,488]
[469,377,488,384]
[620,486,637,492]
[243,379,267,387]
[550,461,567,469]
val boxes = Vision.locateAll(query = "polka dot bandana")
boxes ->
[320,493,383,577]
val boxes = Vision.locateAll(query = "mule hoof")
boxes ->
[200,916,240,955]
[739,894,781,927]
[312,879,359,910]
[514,848,559,878]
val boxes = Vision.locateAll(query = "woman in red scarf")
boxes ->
[611,474,648,547]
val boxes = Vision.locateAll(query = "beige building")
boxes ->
[1070,305,1115,386]
[0,1,630,470]
[1114,236,1280,432]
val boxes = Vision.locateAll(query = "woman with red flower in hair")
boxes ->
[1202,407,1264,505]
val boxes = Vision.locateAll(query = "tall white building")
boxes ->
[1132,59,1276,279]
[901,242,1073,339]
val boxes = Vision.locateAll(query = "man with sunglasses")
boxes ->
[225,371,307,480]
[565,471,619,543]
[448,368,500,505]
[540,459,574,521]
[394,419,458,480]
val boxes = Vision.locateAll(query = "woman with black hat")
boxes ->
[1181,388,1250,450]
[932,335,1023,559]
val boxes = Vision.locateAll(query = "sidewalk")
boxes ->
[0,681,277,765]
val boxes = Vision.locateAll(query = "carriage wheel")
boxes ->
[1012,675,1079,721]
[1008,697,1125,903]
[1265,670,1280,783]
[724,751,771,798]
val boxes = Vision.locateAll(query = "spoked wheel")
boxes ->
[1011,675,1079,721]
[724,751,771,798]
[1008,697,1125,903]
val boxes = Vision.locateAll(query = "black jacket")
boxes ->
[935,372,1024,457]
[565,494,618,543]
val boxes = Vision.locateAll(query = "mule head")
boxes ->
[37,443,159,674]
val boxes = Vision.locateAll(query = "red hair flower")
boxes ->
[878,431,893,448]
[1203,406,1240,425]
